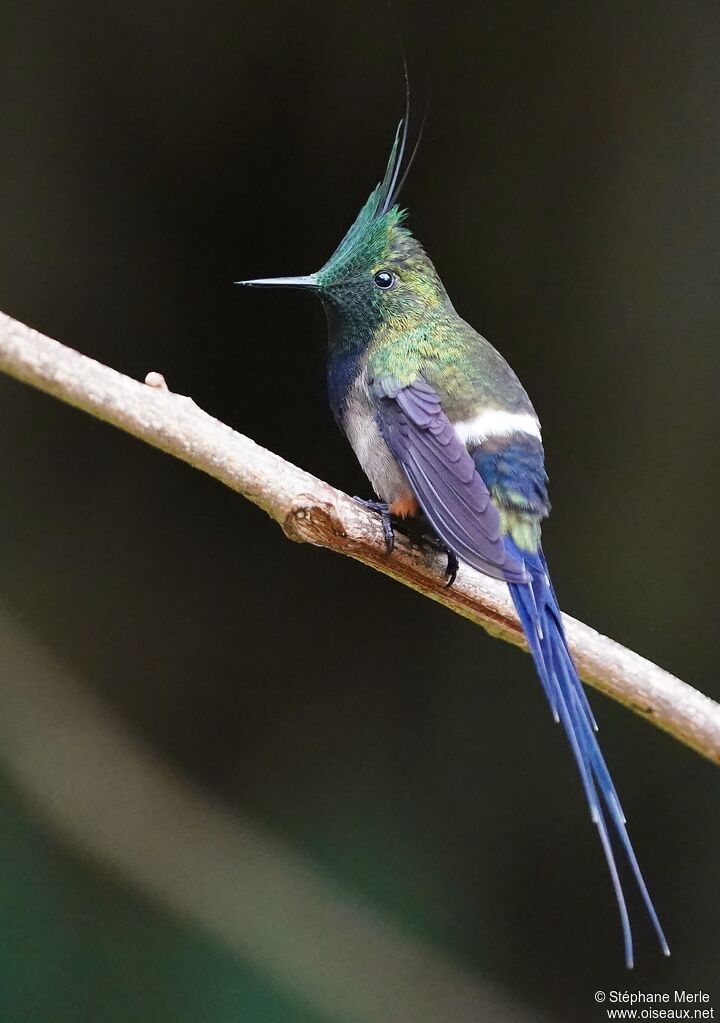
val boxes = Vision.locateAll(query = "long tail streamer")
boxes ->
[505,538,670,968]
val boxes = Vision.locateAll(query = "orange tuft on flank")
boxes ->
[390,494,420,518]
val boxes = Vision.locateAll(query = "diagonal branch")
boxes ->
[1,309,719,766]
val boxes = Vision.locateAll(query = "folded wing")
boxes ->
[372,377,526,583]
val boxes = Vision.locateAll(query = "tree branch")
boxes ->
[1,309,719,766]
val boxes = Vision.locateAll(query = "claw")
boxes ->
[444,548,459,587]
[409,516,460,587]
[353,497,395,553]
[352,498,459,582]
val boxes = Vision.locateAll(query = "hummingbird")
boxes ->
[237,120,669,968]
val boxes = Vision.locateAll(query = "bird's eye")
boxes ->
[373,270,396,290]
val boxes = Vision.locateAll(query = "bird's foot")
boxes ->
[353,497,395,553]
[352,499,458,584]
[436,541,459,588]
[406,522,459,587]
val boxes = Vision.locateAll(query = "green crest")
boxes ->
[317,122,415,287]
[235,119,424,296]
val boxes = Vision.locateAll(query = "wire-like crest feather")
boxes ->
[318,50,425,283]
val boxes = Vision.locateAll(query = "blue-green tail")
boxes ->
[505,537,669,968]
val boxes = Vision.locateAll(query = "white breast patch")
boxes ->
[343,377,409,504]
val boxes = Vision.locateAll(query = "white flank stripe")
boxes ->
[453,409,542,446]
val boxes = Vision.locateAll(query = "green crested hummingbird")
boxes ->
[237,120,669,968]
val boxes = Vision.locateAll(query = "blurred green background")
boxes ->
[1,1,719,1020]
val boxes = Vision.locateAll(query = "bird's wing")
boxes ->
[371,377,527,583]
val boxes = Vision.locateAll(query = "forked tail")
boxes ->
[505,538,670,968]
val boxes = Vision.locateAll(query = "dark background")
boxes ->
[1,1,719,1020]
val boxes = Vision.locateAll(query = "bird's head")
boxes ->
[237,123,450,337]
